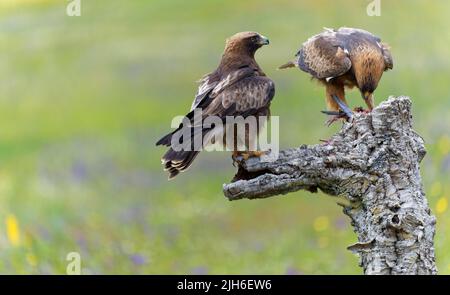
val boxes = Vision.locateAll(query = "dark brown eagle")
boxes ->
[279,27,393,123]
[156,32,274,179]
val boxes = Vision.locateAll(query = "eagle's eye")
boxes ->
[250,36,258,43]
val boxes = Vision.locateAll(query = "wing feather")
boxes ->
[204,76,274,118]
[190,66,256,111]
[157,65,274,179]
[297,30,352,79]
[190,74,218,111]
[159,66,273,147]
[296,27,392,79]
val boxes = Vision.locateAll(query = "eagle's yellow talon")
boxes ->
[250,150,267,157]
[232,150,267,163]
[241,152,250,160]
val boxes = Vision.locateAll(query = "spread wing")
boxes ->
[296,29,352,80]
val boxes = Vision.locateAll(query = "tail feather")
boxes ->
[156,106,230,178]
[156,132,174,146]
[162,149,200,179]
[157,114,220,178]
[278,60,297,70]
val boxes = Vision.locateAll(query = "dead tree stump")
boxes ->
[223,96,437,275]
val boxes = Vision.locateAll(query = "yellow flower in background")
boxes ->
[436,197,448,214]
[438,135,450,156]
[5,214,21,246]
[313,216,329,232]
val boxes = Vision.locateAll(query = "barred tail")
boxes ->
[162,149,200,179]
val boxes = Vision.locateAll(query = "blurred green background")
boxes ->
[0,0,449,274]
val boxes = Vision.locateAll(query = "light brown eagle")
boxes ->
[280,27,393,124]
[156,32,274,179]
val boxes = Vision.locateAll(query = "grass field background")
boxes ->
[0,0,449,274]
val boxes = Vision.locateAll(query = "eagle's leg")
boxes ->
[231,150,240,167]
[323,83,352,126]
[232,151,268,166]
[364,93,375,111]
[232,124,269,162]
[230,150,270,183]
[239,150,268,160]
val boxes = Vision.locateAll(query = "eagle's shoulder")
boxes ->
[337,27,380,40]
[190,71,220,111]
[335,27,382,50]
[190,65,258,114]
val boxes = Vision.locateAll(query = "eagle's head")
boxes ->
[224,31,270,56]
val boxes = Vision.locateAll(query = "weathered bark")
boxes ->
[223,96,437,275]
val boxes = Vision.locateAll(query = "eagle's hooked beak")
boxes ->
[258,35,270,45]
[363,91,374,111]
